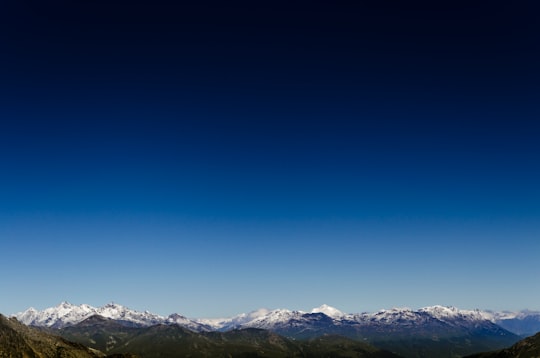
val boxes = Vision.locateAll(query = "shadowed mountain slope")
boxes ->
[241,309,520,358]
[59,317,403,358]
[0,314,114,358]
[465,331,540,358]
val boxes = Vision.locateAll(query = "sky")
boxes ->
[0,1,539,318]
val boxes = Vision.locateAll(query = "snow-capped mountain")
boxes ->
[12,302,530,358]
[240,308,308,330]
[196,305,343,332]
[230,305,514,338]
[418,305,497,328]
[311,304,345,318]
[218,305,498,331]
[95,302,164,327]
[16,302,98,328]
[197,308,270,331]
[14,302,206,331]
[12,302,540,338]
[484,309,540,336]
[166,313,213,332]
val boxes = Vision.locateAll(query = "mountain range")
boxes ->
[0,312,399,358]
[11,302,540,358]
[15,301,209,331]
[14,302,540,336]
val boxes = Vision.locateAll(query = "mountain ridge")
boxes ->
[11,302,529,358]
[13,302,540,336]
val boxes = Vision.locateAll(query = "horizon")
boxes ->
[8,300,539,320]
[1,1,539,319]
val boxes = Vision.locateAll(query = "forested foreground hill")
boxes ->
[1,313,401,358]
[59,317,402,358]
[0,314,135,358]
[55,309,519,358]
[466,331,540,358]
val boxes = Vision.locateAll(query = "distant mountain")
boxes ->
[311,303,345,318]
[231,305,520,358]
[15,301,210,331]
[0,313,131,358]
[465,331,540,358]
[17,302,539,337]
[485,310,540,337]
[14,302,526,357]
[197,308,272,331]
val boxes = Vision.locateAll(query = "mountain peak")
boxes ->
[419,305,491,322]
[311,304,344,318]
[58,301,74,308]
[103,302,124,309]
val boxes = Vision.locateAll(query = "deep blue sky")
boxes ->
[0,1,539,317]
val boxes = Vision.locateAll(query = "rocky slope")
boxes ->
[0,314,122,358]
[465,331,540,358]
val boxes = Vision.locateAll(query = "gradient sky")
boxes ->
[0,1,539,318]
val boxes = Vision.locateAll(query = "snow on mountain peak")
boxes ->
[14,302,164,328]
[196,308,272,330]
[420,305,459,317]
[97,302,128,317]
[419,305,491,321]
[11,301,218,331]
[241,308,304,329]
[14,302,95,328]
[368,307,418,323]
[311,304,344,318]
[12,302,540,336]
